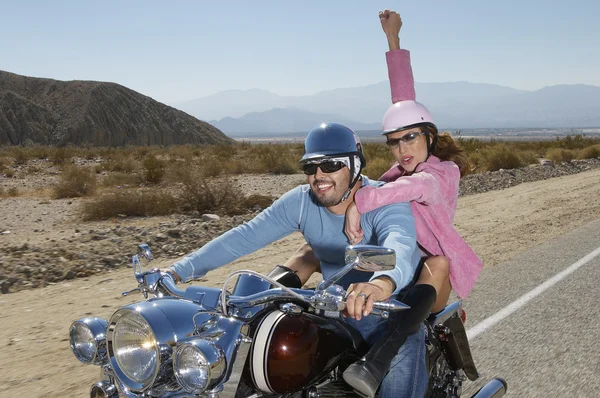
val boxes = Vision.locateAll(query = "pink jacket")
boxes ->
[354,49,483,298]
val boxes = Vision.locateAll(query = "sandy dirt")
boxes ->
[1,169,599,397]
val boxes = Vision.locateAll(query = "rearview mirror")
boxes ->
[345,245,396,272]
[316,245,396,292]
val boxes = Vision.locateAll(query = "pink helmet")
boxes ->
[382,100,435,135]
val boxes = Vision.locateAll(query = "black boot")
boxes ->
[342,284,437,397]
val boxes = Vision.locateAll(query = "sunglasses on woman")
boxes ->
[385,131,424,149]
[302,160,347,175]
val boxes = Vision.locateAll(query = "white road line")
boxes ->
[467,246,600,340]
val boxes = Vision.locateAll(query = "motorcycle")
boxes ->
[69,244,507,398]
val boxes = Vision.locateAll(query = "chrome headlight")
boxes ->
[106,299,203,393]
[112,311,159,387]
[173,339,226,394]
[69,317,108,365]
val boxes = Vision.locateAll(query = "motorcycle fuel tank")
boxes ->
[248,309,355,394]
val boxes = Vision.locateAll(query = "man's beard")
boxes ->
[311,179,346,207]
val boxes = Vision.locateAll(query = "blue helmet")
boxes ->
[300,123,366,166]
[300,123,365,202]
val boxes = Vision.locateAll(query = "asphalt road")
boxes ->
[459,218,600,397]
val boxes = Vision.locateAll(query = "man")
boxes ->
[168,122,427,397]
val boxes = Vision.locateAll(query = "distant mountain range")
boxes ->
[0,70,231,146]
[210,107,380,135]
[177,82,600,135]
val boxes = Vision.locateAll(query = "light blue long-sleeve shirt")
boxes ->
[171,177,420,295]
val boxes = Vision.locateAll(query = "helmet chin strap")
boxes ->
[340,156,362,202]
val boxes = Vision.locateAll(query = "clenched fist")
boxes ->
[379,9,402,50]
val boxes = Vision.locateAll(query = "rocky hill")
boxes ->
[0,70,233,146]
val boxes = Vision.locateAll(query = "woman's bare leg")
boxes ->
[416,256,451,312]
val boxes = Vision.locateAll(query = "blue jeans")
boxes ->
[344,316,428,398]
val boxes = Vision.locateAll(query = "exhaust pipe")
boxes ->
[470,378,507,398]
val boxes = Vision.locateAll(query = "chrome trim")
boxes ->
[138,243,153,262]
[90,380,119,398]
[192,313,253,396]
[220,270,309,315]
[158,272,187,298]
[279,303,303,315]
[470,377,507,398]
[344,244,396,272]
[220,334,252,397]
[372,299,411,312]
[228,288,315,309]
[430,301,462,325]
[173,339,226,394]
[70,317,109,365]
[317,244,396,292]
[316,257,358,292]
[106,298,203,393]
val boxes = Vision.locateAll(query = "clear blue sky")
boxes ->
[2,0,599,104]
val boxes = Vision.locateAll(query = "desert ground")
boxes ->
[0,168,599,397]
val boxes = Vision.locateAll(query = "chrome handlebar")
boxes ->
[127,242,409,319]
[125,268,410,319]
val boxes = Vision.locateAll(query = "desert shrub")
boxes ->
[142,154,165,184]
[222,159,246,175]
[265,155,298,175]
[3,168,15,178]
[578,145,600,160]
[176,166,255,215]
[13,148,29,165]
[479,145,524,171]
[82,189,178,220]
[212,144,237,161]
[239,140,253,149]
[363,142,390,163]
[456,137,485,154]
[131,146,151,160]
[546,148,575,164]
[557,135,593,150]
[168,145,195,163]
[199,156,224,177]
[7,187,19,197]
[52,147,73,165]
[0,157,10,168]
[53,165,97,198]
[363,157,394,180]
[83,148,99,160]
[246,145,300,175]
[93,158,136,174]
[101,172,139,187]
[28,145,51,159]
[111,158,137,173]
[518,151,540,166]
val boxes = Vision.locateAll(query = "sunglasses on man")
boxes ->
[302,160,347,176]
[385,131,425,149]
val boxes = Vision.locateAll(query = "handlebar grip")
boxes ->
[158,272,186,297]
[373,299,411,311]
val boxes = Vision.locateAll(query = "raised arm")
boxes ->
[379,9,416,103]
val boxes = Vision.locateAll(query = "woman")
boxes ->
[341,10,483,398]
